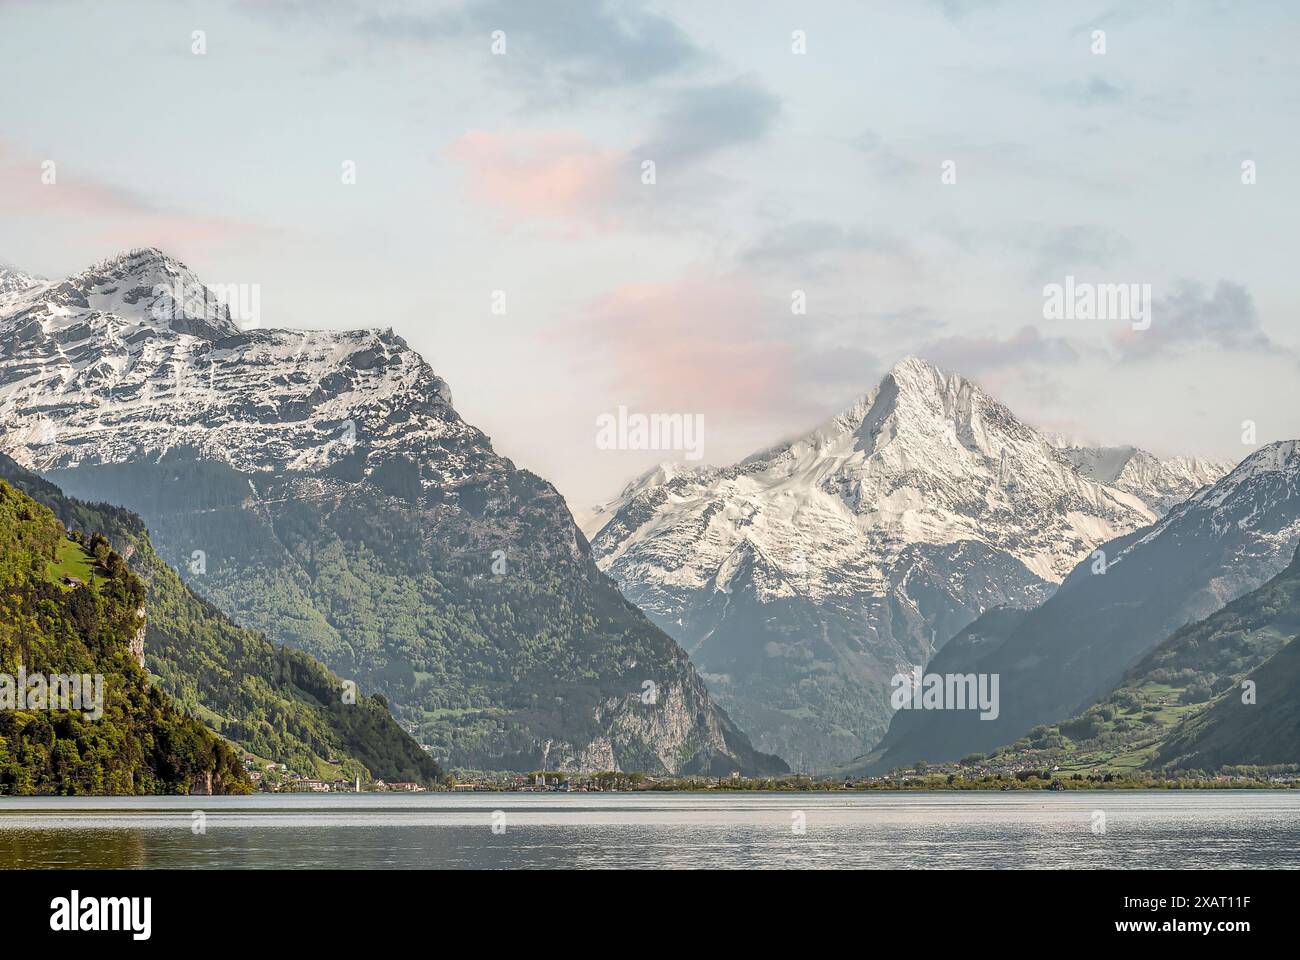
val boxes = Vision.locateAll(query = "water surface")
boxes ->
[1,791,1296,869]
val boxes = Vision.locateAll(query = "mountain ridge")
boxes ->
[862,438,1300,773]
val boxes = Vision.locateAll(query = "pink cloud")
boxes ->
[0,139,265,251]
[446,129,629,229]
[556,273,793,414]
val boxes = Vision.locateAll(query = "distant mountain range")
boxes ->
[924,543,1300,776]
[0,249,784,777]
[583,356,1231,768]
[861,440,1300,773]
[5,249,1285,782]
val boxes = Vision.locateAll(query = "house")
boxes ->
[61,576,83,587]
[387,781,425,792]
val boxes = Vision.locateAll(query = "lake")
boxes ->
[1,791,1297,869]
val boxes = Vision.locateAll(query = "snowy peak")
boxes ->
[1174,439,1299,516]
[584,355,1240,766]
[0,260,43,296]
[0,251,468,479]
[0,247,241,342]
[586,354,1236,601]
[1051,438,1231,514]
[68,247,239,339]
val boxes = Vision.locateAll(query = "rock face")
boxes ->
[584,356,1231,768]
[0,249,784,776]
[130,607,146,670]
[190,771,214,796]
[863,440,1300,773]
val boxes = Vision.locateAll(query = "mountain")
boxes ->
[862,440,1300,773]
[1050,440,1230,515]
[1156,628,1300,770]
[0,478,249,795]
[583,356,1227,767]
[0,261,43,297]
[0,453,442,786]
[957,545,1300,775]
[0,248,784,776]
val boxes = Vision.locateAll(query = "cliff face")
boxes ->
[130,608,146,669]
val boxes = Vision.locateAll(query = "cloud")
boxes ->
[1051,74,1127,106]
[347,0,700,89]
[466,0,700,86]
[447,80,780,231]
[553,273,793,414]
[1028,223,1132,278]
[446,129,627,228]
[1112,280,1276,359]
[852,130,921,179]
[637,79,780,166]
[0,140,261,250]
[743,221,905,267]
[921,324,1081,375]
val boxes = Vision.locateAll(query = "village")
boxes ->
[235,748,1300,794]
[239,753,428,793]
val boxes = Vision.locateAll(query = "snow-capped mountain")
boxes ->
[584,356,1233,767]
[0,248,459,473]
[0,249,785,776]
[0,260,43,297]
[1049,439,1230,515]
[865,439,1300,773]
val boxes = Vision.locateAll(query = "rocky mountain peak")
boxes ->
[583,355,1238,767]
[0,259,44,295]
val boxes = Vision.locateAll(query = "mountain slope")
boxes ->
[946,546,1300,775]
[0,479,249,795]
[863,440,1300,772]
[0,453,442,786]
[1156,635,1300,770]
[1051,441,1230,515]
[584,356,1226,767]
[0,248,784,776]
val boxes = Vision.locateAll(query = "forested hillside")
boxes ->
[0,455,442,786]
[0,480,248,795]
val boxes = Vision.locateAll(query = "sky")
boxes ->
[2,0,1298,510]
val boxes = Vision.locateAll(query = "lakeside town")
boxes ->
[246,749,1300,794]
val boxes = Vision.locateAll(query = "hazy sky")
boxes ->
[3,0,1298,510]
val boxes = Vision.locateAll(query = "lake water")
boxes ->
[1,791,1297,869]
